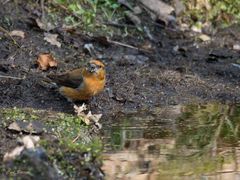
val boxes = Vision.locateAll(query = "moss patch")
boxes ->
[0,107,103,179]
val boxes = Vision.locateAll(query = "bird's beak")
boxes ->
[87,63,97,73]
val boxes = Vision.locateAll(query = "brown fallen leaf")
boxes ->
[9,30,25,39]
[37,53,58,70]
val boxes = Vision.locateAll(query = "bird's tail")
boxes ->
[38,76,58,89]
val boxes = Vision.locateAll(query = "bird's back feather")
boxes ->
[47,69,84,89]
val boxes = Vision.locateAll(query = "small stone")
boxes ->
[233,44,240,51]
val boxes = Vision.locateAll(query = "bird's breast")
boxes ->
[83,77,105,95]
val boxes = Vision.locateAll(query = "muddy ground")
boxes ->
[0,2,239,121]
[1,2,240,116]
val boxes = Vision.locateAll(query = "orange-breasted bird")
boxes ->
[47,60,106,102]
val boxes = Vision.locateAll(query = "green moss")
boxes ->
[0,107,103,178]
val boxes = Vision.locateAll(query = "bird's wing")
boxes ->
[47,69,84,89]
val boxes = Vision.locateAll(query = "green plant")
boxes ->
[54,0,120,30]
[182,0,240,27]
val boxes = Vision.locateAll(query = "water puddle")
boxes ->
[102,103,240,179]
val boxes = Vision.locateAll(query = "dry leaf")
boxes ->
[83,117,90,125]
[36,18,55,31]
[86,111,102,123]
[74,104,102,126]
[44,33,61,47]
[74,104,87,116]
[9,30,25,38]
[37,53,58,70]
[198,34,211,42]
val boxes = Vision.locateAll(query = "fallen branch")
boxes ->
[107,38,152,53]
[0,75,25,80]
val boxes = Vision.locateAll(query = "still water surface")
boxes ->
[102,103,240,180]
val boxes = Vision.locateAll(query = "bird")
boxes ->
[47,60,106,102]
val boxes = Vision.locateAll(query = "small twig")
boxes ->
[72,134,81,143]
[107,38,151,53]
[40,0,45,21]
[0,26,21,48]
[0,75,25,80]
[103,21,136,29]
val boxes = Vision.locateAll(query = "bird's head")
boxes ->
[86,60,105,74]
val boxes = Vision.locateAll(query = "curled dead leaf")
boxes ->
[9,30,25,39]
[74,104,102,126]
[37,53,58,70]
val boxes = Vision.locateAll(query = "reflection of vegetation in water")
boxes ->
[108,117,132,150]
[103,103,240,178]
[110,127,122,150]
[177,103,240,148]
[161,103,240,176]
[159,153,226,177]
